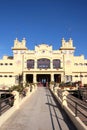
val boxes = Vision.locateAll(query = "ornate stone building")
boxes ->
[0,38,87,87]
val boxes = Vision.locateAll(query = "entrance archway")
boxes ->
[37,74,51,87]
[54,74,61,83]
[26,74,33,83]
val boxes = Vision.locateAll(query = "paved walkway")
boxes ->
[0,87,77,130]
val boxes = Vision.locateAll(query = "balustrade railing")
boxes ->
[0,95,14,116]
[57,89,87,125]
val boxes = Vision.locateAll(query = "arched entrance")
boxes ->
[37,74,51,87]
[26,74,33,83]
[54,74,61,83]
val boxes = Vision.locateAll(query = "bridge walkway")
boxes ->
[0,87,77,130]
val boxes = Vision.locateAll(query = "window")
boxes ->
[9,63,13,65]
[79,63,83,66]
[84,63,87,66]
[42,50,45,53]
[9,75,12,77]
[80,75,83,77]
[0,63,3,65]
[65,75,72,82]
[37,58,50,69]
[74,63,78,66]
[4,75,7,77]
[5,63,8,65]
[53,59,60,69]
[27,59,34,69]
[75,75,78,77]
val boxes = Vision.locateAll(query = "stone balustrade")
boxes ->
[49,86,87,130]
[0,85,37,127]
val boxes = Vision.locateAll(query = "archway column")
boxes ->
[61,73,64,82]
[23,73,26,86]
[51,73,54,82]
[33,73,37,83]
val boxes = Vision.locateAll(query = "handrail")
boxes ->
[67,94,87,118]
[57,89,87,125]
[0,95,14,116]
[67,94,87,109]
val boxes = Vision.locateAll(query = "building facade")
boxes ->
[0,38,87,87]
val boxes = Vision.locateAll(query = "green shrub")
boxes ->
[10,85,24,93]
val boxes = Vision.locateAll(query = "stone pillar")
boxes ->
[23,73,26,86]
[62,90,69,107]
[51,73,54,82]
[33,74,36,83]
[34,59,37,69]
[50,59,53,69]
[61,60,63,68]
[12,91,20,109]
[24,60,27,69]
[61,73,64,82]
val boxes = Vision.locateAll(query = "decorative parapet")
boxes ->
[60,38,76,50]
[12,38,27,50]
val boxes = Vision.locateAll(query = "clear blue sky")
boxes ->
[0,0,87,58]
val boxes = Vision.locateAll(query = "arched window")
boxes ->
[74,63,78,66]
[53,59,60,69]
[37,58,50,69]
[27,59,34,69]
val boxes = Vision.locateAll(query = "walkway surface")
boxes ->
[0,87,77,130]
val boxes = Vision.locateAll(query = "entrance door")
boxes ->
[54,74,61,83]
[37,74,51,87]
[26,74,33,83]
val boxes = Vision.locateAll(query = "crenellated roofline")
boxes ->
[12,38,28,50]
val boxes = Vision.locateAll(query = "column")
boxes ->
[33,73,37,83]
[61,73,64,82]
[24,60,27,69]
[50,59,53,69]
[62,91,69,107]
[51,73,54,82]
[23,73,26,85]
[61,60,63,68]
[34,59,37,69]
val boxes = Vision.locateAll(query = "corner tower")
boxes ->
[60,38,76,82]
[60,38,75,54]
[12,38,28,75]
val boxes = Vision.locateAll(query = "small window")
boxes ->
[0,63,3,65]
[9,63,13,65]
[79,63,83,66]
[27,59,34,69]
[9,75,12,77]
[5,63,8,65]
[75,75,78,77]
[42,50,45,53]
[84,63,87,66]
[4,75,7,77]
[0,75,2,77]
[53,59,60,69]
[74,63,78,66]
[80,75,83,77]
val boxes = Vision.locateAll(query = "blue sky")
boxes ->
[0,0,87,58]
